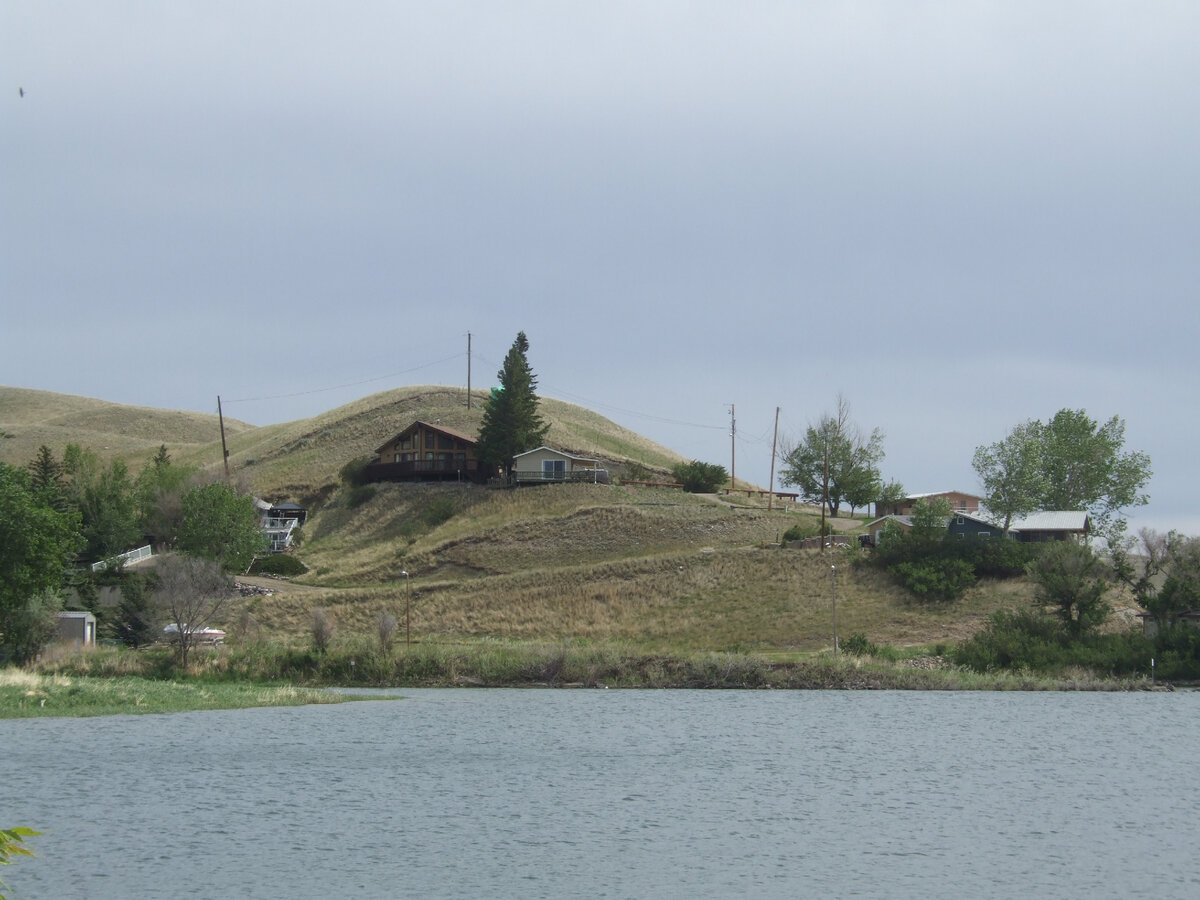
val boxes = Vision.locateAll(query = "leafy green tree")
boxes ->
[1029,541,1111,636]
[671,460,729,493]
[177,482,266,572]
[1157,538,1200,619]
[973,420,1046,536]
[780,396,885,518]
[909,496,951,546]
[975,410,1151,545]
[134,445,195,546]
[1114,530,1200,630]
[1037,409,1151,543]
[0,464,84,663]
[62,444,142,560]
[476,332,549,477]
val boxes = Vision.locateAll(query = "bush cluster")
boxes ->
[670,460,728,493]
[948,608,1200,679]
[871,528,1039,603]
[249,555,308,577]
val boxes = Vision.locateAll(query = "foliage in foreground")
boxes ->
[1,826,40,900]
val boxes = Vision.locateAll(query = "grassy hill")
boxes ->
[1,384,689,503]
[2,384,1045,655]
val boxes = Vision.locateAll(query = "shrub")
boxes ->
[953,608,1154,676]
[346,484,377,509]
[310,608,335,653]
[339,455,374,487]
[953,538,1036,578]
[421,495,456,528]
[782,523,819,543]
[890,558,976,603]
[842,632,877,656]
[250,555,308,577]
[670,460,728,493]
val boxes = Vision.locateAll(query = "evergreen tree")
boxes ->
[110,571,157,648]
[27,445,68,511]
[477,332,549,477]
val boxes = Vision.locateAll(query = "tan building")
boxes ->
[877,490,984,517]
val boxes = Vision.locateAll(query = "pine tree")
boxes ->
[477,331,549,477]
[27,445,68,511]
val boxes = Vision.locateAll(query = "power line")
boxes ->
[223,353,464,405]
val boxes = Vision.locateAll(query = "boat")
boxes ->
[162,623,227,645]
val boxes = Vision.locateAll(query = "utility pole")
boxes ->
[217,395,231,483]
[768,406,780,511]
[467,332,472,409]
[728,404,736,490]
[830,563,839,656]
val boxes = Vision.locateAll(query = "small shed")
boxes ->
[1136,610,1200,639]
[55,611,97,647]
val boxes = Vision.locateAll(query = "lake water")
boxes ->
[3,689,1197,899]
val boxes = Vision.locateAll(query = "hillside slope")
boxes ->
[3,384,1033,653]
[0,385,690,503]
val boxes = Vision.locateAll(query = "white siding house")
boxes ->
[511,447,609,484]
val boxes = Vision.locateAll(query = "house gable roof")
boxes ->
[512,445,599,464]
[375,420,477,454]
[957,509,1090,533]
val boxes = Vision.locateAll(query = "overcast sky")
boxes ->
[3,2,1197,536]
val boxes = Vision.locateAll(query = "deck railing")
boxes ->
[364,459,486,483]
[91,544,153,572]
[512,470,610,485]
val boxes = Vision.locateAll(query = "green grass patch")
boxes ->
[0,668,384,718]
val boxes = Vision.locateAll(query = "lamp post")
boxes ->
[400,570,411,647]
[830,564,839,657]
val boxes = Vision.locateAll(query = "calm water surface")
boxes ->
[3,689,1197,899]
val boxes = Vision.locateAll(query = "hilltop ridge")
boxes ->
[0,384,691,502]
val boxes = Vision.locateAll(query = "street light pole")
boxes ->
[830,564,838,657]
[401,570,411,647]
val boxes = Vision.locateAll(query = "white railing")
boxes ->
[91,544,153,572]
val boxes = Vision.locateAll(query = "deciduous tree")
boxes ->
[1037,409,1151,543]
[780,396,885,519]
[153,554,233,667]
[62,444,141,561]
[177,482,266,572]
[0,464,84,663]
[974,410,1150,545]
[972,420,1046,536]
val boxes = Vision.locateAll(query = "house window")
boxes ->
[439,435,453,450]
[956,516,964,524]
[394,453,400,463]
[400,437,412,450]
[979,532,990,539]
[543,460,566,478]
